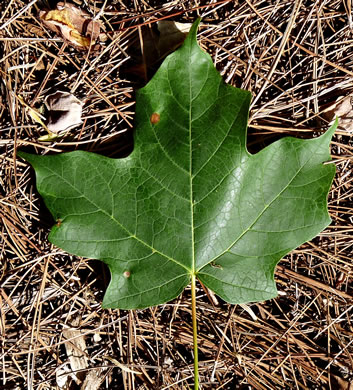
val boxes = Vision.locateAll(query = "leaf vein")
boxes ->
[44,164,190,272]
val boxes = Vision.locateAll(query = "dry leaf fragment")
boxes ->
[331,374,353,390]
[56,364,73,389]
[323,95,353,133]
[126,21,193,79]
[44,91,83,133]
[39,2,102,49]
[157,21,192,55]
[80,369,107,390]
[62,326,88,386]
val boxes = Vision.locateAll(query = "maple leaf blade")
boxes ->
[18,18,336,310]
[18,151,190,309]
[198,122,337,303]
[198,252,281,303]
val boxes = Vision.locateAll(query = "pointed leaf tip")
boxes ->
[187,18,201,41]
[328,117,338,137]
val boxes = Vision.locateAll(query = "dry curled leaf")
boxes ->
[44,91,83,133]
[39,2,102,49]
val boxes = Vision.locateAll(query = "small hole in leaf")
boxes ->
[150,112,160,124]
[123,271,131,278]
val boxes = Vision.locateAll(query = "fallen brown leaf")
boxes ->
[323,95,353,133]
[44,91,83,133]
[39,2,102,50]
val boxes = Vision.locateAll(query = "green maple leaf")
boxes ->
[19,20,336,310]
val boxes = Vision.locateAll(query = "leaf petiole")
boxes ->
[191,273,199,389]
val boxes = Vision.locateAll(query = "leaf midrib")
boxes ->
[189,42,196,277]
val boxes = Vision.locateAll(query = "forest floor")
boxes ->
[1,0,353,389]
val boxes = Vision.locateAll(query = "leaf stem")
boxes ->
[191,273,199,389]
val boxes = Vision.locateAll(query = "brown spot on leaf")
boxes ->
[150,113,160,124]
[56,219,62,227]
[123,271,131,278]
